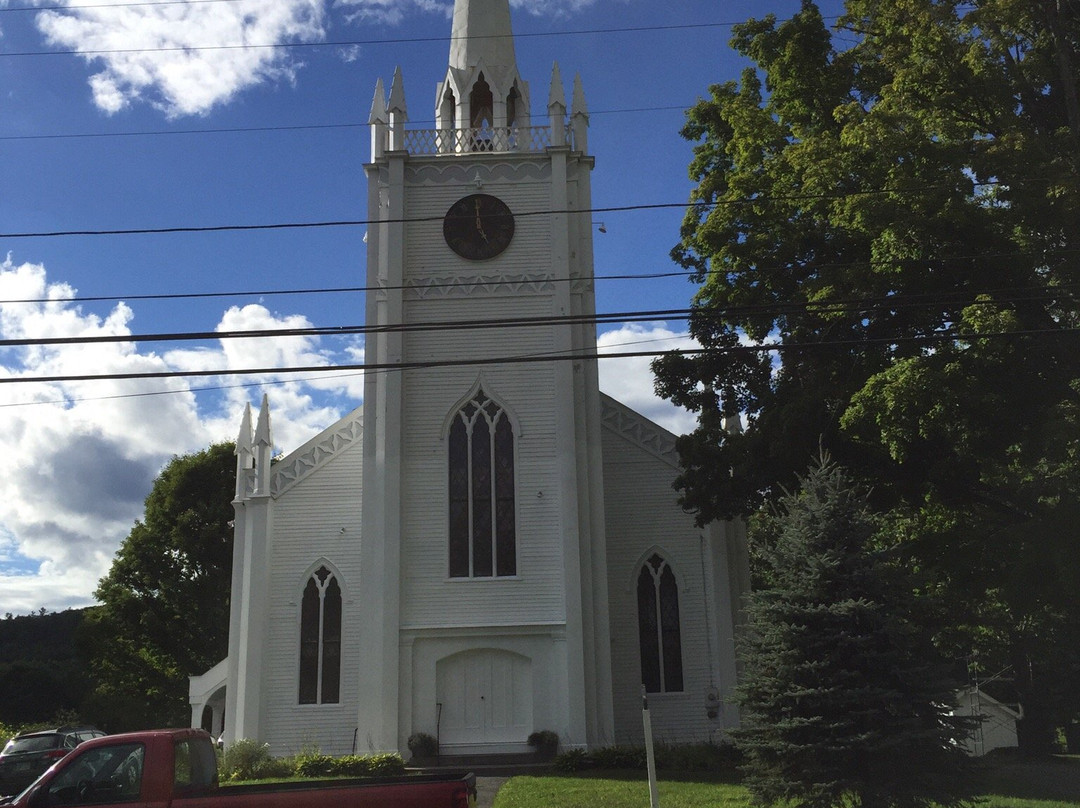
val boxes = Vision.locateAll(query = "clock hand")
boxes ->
[474,200,489,241]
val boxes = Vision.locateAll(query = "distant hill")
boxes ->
[0,609,95,727]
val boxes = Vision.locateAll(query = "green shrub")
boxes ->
[295,752,406,778]
[363,753,406,776]
[293,752,337,778]
[221,739,277,782]
[527,730,559,758]
[553,747,592,773]
[590,745,647,770]
[406,732,438,760]
[552,742,741,776]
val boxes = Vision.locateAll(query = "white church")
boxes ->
[189,0,749,757]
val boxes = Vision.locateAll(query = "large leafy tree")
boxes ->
[654,0,1080,751]
[83,443,235,730]
[735,457,974,808]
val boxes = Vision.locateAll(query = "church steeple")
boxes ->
[434,0,530,146]
[448,0,517,76]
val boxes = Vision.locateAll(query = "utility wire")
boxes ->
[1,324,1075,386]
[0,105,690,142]
[3,286,1079,350]
[0,21,736,58]
[0,180,1026,240]
[2,246,1075,307]
[0,307,695,348]
[2,284,1077,350]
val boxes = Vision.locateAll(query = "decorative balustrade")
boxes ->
[399,125,566,155]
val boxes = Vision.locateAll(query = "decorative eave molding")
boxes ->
[404,273,555,300]
[405,160,550,186]
[270,407,364,497]
[600,393,679,466]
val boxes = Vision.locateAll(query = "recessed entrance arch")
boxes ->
[436,649,532,746]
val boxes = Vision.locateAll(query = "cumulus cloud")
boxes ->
[597,322,698,436]
[0,258,359,614]
[31,0,605,116]
[35,0,326,117]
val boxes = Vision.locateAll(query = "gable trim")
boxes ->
[600,394,679,466]
[271,407,364,497]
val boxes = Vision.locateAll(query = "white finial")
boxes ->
[548,61,566,111]
[369,77,387,124]
[236,402,253,454]
[388,67,407,116]
[255,394,272,447]
[571,73,588,118]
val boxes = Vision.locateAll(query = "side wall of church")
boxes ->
[260,434,365,756]
[601,421,733,746]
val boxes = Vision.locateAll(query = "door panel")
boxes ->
[436,649,532,745]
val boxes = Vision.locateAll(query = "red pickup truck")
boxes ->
[0,728,476,808]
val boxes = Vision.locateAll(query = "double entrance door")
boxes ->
[435,649,532,747]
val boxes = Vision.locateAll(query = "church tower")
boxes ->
[359,0,615,752]
[194,0,748,757]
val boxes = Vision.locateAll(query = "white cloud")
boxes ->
[35,0,326,117]
[597,322,698,436]
[0,258,359,614]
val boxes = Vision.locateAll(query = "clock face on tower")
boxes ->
[443,194,515,261]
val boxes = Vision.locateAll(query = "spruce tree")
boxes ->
[734,457,974,808]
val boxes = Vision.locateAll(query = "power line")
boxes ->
[1,324,1075,386]
[0,180,1025,239]
[0,105,690,143]
[3,282,1076,349]
[0,21,735,58]
[0,307,696,348]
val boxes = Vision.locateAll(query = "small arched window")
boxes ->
[507,86,521,127]
[637,554,683,693]
[299,565,341,705]
[448,388,516,578]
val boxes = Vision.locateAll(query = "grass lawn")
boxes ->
[491,758,1080,808]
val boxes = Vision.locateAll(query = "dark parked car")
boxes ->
[0,727,106,796]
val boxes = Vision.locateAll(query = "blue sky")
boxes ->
[0,0,842,613]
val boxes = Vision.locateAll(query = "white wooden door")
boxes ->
[436,649,532,745]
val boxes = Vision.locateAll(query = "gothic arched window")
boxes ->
[448,388,516,578]
[299,565,341,705]
[469,73,494,129]
[637,553,683,693]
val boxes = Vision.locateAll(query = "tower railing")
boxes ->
[400,125,569,155]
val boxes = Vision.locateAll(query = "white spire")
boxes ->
[388,67,407,116]
[548,61,566,111]
[254,394,272,447]
[236,402,253,456]
[369,77,387,124]
[449,0,517,74]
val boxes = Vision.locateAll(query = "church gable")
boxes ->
[270,406,364,497]
[599,393,679,467]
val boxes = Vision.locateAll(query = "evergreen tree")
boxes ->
[734,457,974,808]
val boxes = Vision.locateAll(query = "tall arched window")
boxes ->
[299,565,341,705]
[637,554,683,693]
[448,388,516,578]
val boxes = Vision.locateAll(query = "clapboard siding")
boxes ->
[603,422,726,744]
[404,167,553,276]
[399,290,570,627]
[261,435,364,756]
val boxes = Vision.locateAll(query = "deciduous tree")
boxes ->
[654,0,1080,751]
[85,443,235,730]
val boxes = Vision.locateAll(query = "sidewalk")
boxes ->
[475,776,509,808]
